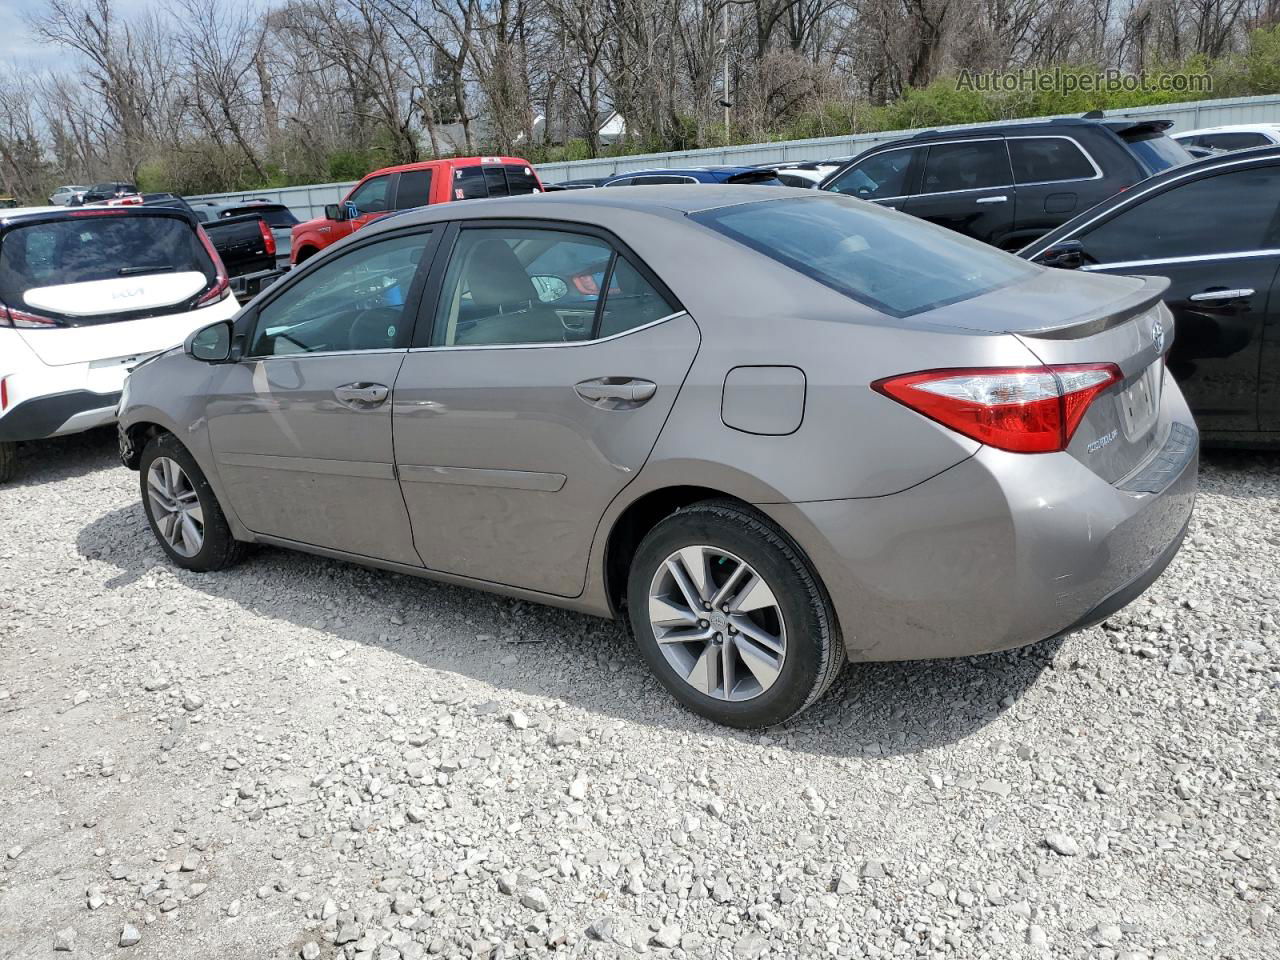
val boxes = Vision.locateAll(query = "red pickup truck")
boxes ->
[290,156,543,265]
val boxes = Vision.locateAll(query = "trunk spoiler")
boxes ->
[1018,275,1171,340]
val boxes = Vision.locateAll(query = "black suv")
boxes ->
[818,117,1192,249]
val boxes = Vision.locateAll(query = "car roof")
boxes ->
[361,185,822,237]
[361,156,535,179]
[1172,123,1280,137]
[608,166,762,178]
[0,204,198,230]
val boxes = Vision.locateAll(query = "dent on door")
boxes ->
[391,313,701,597]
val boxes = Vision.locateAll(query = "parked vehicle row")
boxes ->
[116,186,1197,728]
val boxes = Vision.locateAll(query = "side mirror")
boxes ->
[186,319,233,363]
[324,203,344,222]
[530,275,570,303]
[1037,239,1085,270]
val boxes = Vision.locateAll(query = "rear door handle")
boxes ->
[975,195,1008,204]
[1188,287,1254,302]
[574,378,657,405]
[334,382,390,408]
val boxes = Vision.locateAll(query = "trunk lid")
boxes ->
[927,267,1173,483]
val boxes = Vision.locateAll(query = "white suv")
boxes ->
[1172,123,1280,153]
[0,205,238,482]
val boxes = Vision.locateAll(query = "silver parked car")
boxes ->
[117,187,1198,728]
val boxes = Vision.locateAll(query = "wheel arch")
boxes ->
[120,420,173,470]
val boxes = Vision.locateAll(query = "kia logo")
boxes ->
[1152,317,1165,354]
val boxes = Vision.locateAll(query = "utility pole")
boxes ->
[722,4,730,145]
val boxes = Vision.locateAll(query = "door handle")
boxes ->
[975,195,1008,204]
[334,382,390,408]
[574,378,657,405]
[1188,288,1254,302]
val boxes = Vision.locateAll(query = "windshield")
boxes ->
[1123,133,1192,173]
[693,194,1038,317]
[0,212,216,325]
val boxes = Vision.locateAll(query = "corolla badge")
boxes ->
[1088,429,1119,454]
[1152,317,1165,354]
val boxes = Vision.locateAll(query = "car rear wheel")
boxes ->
[626,500,843,728]
[139,433,246,572]
[0,442,16,484]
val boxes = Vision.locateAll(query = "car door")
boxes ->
[203,228,437,564]
[822,147,922,211]
[1007,135,1104,244]
[392,221,700,597]
[344,173,395,230]
[1055,161,1280,433]
[904,139,1016,245]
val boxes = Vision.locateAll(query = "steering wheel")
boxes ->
[346,307,404,351]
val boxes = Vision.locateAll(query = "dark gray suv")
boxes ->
[819,117,1193,249]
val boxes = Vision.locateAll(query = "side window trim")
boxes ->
[1006,135,1103,186]
[409,217,685,351]
[917,137,1014,197]
[240,227,441,359]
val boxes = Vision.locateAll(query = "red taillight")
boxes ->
[1,377,8,411]
[258,219,276,257]
[0,301,61,329]
[872,364,1122,453]
[195,225,231,306]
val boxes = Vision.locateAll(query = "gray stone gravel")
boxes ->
[1,429,1278,959]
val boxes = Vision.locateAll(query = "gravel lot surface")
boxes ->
[1,430,1278,960]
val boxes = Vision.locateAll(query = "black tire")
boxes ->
[0,442,15,484]
[626,500,843,728]
[139,432,246,572]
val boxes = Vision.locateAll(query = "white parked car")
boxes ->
[1172,124,1280,153]
[48,185,88,206]
[760,159,850,188]
[0,205,237,482]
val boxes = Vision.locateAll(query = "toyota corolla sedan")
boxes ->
[117,187,1197,728]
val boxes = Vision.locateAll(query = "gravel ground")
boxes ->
[1,429,1278,960]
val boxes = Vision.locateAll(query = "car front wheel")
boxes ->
[139,433,246,572]
[626,500,843,728]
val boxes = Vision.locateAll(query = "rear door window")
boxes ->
[921,140,1011,194]
[454,166,489,200]
[1008,138,1096,183]
[483,166,511,197]
[396,170,433,209]
[824,149,917,200]
[694,195,1037,317]
[0,213,217,325]
[1077,165,1280,264]
[504,165,540,194]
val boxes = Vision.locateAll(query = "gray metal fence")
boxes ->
[188,93,1280,219]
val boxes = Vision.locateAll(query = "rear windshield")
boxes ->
[1122,132,1192,173]
[0,212,216,324]
[693,195,1037,317]
[225,205,297,227]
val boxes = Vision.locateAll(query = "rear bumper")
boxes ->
[760,393,1198,662]
[0,389,122,443]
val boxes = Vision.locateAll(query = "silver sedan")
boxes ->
[117,187,1197,727]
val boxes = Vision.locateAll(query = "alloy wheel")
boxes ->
[146,457,204,558]
[647,545,787,701]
